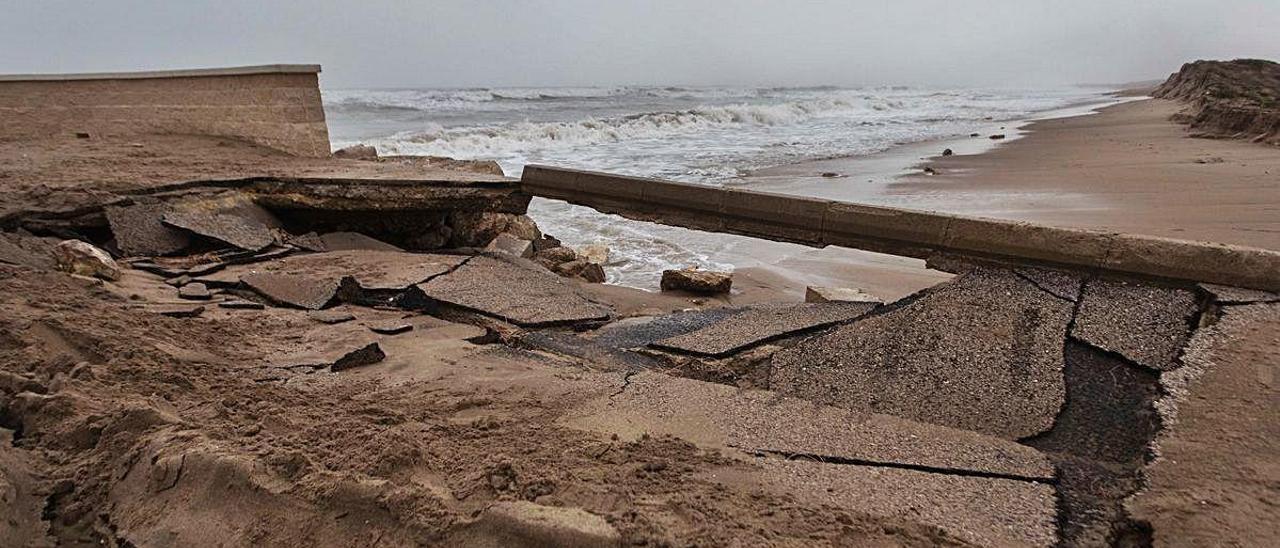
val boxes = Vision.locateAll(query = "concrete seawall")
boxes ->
[0,64,330,157]
[521,165,1280,291]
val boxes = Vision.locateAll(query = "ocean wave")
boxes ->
[386,98,872,157]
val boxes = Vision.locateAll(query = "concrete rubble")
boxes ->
[2,141,1277,547]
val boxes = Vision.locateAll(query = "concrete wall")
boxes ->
[521,165,1280,292]
[0,65,330,157]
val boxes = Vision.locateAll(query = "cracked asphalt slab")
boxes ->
[769,267,1073,440]
[417,254,612,327]
[650,301,879,357]
[1070,278,1201,371]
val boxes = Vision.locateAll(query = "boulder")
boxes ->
[660,268,732,294]
[989,134,1006,140]
[580,263,607,283]
[52,240,121,280]
[942,148,954,156]
[805,286,882,304]
[554,259,591,278]
[533,247,580,270]
[484,233,534,258]
[578,244,610,265]
[533,234,562,252]
[332,144,379,160]
[449,212,542,248]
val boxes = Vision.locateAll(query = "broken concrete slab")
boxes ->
[331,342,386,371]
[651,302,879,357]
[804,286,881,304]
[204,250,463,293]
[770,268,1072,440]
[1015,266,1084,301]
[177,282,212,300]
[369,322,413,335]
[755,459,1058,547]
[217,299,265,310]
[105,202,191,256]
[1071,278,1200,371]
[307,310,355,324]
[565,371,1054,480]
[241,272,338,310]
[0,231,59,269]
[483,233,533,258]
[150,304,205,318]
[271,341,386,372]
[163,208,275,252]
[660,268,732,294]
[417,255,612,327]
[1198,282,1280,305]
[318,231,403,252]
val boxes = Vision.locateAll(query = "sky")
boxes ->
[2,0,1278,89]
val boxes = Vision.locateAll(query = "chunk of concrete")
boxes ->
[652,302,878,357]
[578,244,610,265]
[1070,279,1200,371]
[770,268,1072,440]
[242,272,338,310]
[52,240,121,280]
[452,501,621,548]
[319,232,403,252]
[151,304,205,318]
[660,268,731,294]
[177,282,212,301]
[162,195,281,252]
[1198,282,1280,305]
[484,233,534,258]
[105,203,191,256]
[331,342,386,371]
[804,286,881,304]
[418,255,611,327]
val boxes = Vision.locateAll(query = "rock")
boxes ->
[660,268,732,294]
[580,263,606,284]
[532,234,562,252]
[330,342,386,371]
[942,148,954,156]
[989,134,1006,140]
[369,322,413,335]
[456,501,621,548]
[449,212,542,248]
[242,272,339,310]
[577,245,608,266]
[165,274,192,287]
[805,286,882,304]
[177,282,212,300]
[307,310,355,324]
[970,133,981,137]
[820,172,840,178]
[484,233,534,258]
[533,247,580,270]
[923,167,937,175]
[52,240,121,280]
[554,259,591,278]
[332,144,379,160]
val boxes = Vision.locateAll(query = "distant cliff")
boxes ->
[1153,59,1280,146]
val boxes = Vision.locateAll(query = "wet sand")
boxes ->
[728,97,1280,301]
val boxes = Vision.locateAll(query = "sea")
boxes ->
[323,85,1117,288]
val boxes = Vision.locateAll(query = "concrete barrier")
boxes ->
[0,64,330,157]
[521,165,1280,291]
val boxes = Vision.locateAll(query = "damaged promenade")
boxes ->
[2,66,1279,548]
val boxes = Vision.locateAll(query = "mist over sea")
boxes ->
[324,85,1111,287]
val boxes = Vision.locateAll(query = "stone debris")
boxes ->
[578,244,610,265]
[369,322,413,335]
[1071,279,1200,371]
[151,304,205,318]
[332,143,378,160]
[804,286,882,304]
[452,501,621,548]
[483,233,534,258]
[448,212,541,248]
[164,275,192,287]
[217,299,265,310]
[417,255,611,327]
[52,240,121,280]
[241,272,339,310]
[532,246,578,270]
[105,202,191,256]
[177,282,212,300]
[660,267,732,294]
[307,310,356,324]
[331,342,386,371]
[770,268,1072,440]
[652,302,879,357]
[218,250,462,293]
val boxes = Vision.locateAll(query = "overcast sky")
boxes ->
[2,0,1277,89]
